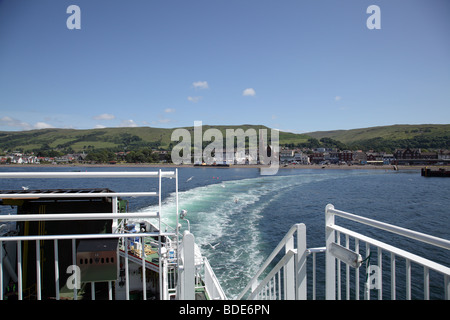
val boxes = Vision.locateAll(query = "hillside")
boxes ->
[1,124,449,154]
[0,125,311,153]
[306,124,450,151]
[306,124,450,143]
[0,127,174,153]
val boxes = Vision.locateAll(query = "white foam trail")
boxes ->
[139,172,342,298]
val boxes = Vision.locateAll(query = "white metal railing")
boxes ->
[177,231,195,299]
[0,231,174,300]
[239,204,450,300]
[0,170,178,300]
[0,169,228,301]
[325,204,450,300]
[0,171,176,179]
[176,230,227,300]
[307,246,326,300]
[202,257,227,300]
[237,223,307,300]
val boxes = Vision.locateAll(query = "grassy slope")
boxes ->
[0,125,311,152]
[305,124,450,145]
[1,124,448,153]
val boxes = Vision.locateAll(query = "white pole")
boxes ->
[36,240,41,300]
[325,204,336,300]
[125,238,129,300]
[142,238,146,300]
[17,241,22,300]
[181,231,195,300]
[72,239,77,300]
[158,169,163,300]
[296,223,307,299]
[54,239,60,300]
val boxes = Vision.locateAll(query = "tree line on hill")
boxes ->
[2,127,449,164]
[283,135,449,153]
[84,149,161,163]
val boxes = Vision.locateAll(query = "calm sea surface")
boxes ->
[1,166,449,299]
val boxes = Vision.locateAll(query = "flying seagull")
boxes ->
[208,242,220,250]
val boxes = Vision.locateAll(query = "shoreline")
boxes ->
[0,163,429,171]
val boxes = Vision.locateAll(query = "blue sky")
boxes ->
[0,0,449,133]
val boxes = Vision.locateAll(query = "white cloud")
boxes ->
[192,81,209,90]
[34,122,54,129]
[334,96,342,101]
[164,108,176,113]
[242,88,256,96]
[0,116,54,130]
[93,113,115,120]
[95,124,107,128]
[120,119,138,127]
[0,116,30,130]
[151,118,175,125]
[187,96,202,103]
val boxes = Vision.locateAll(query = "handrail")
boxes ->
[248,250,295,300]
[204,257,228,300]
[308,247,326,254]
[237,223,301,300]
[237,223,306,300]
[0,212,158,222]
[331,225,450,275]
[326,205,450,250]
[0,171,176,179]
[0,192,157,199]
[0,231,176,242]
[325,204,450,300]
[0,169,183,301]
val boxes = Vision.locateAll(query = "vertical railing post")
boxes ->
[180,231,195,300]
[54,239,60,300]
[17,241,22,300]
[112,196,118,233]
[124,238,129,300]
[406,259,411,300]
[158,169,163,300]
[108,281,113,300]
[325,204,336,300]
[72,239,77,300]
[284,231,295,300]
[162,257,169,300]
[141,236,146,300]
[296,223,307,299]
[390,253,396,300]
[36,240,41,300]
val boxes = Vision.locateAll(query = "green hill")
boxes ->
[0,125,311,153]
[1,124,448,154]
[0,127,173,153]
[306,124,450,151]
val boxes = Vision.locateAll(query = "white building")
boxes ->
[294,151,310,164]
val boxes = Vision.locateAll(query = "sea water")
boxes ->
[1,166,449,299]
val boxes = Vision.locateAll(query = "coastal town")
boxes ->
[1,147,450,167]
